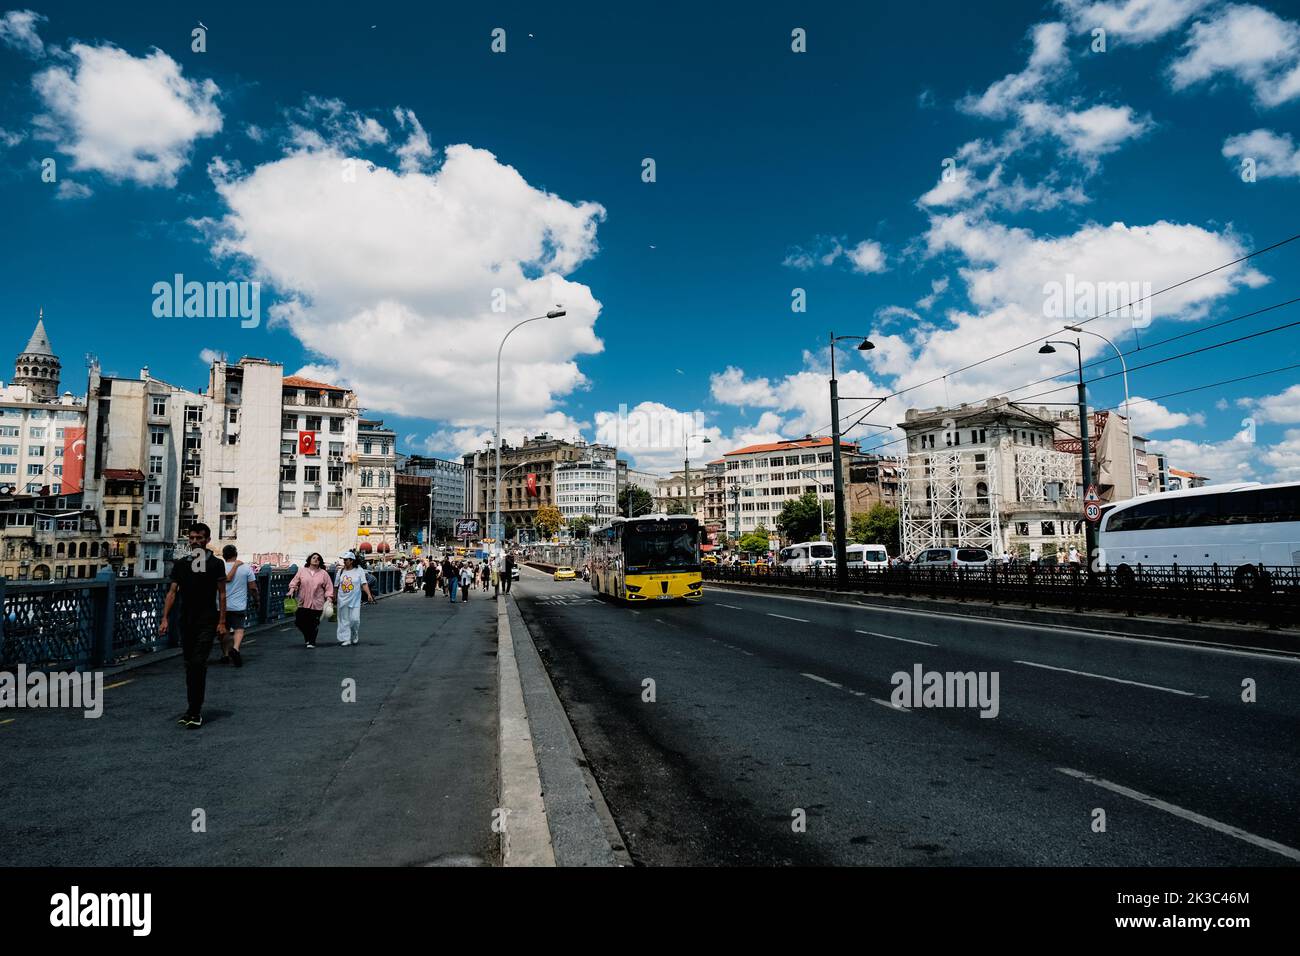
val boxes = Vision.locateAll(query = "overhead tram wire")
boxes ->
[822,230,1300,434]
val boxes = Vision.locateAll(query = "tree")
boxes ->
[738,525,770,553]
[849,503,900,554]
[665,498,688,515]
[618,485,654,518]
[533,504,563,538]
[776,492,829,543]
[568,514,595,539]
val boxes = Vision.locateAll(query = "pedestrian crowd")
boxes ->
[159,521,518,730]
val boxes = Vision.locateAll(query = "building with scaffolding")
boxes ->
[897,398,1085,559]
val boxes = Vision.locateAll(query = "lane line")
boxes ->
[1014,659,1206,698]
[717,604,743,610]
[870,698,909,712]
[768,613,809,623]
[0,718,14,726]
[800,672,843,690]
[1057,767,1300,863]
[104,679,134,691]
[855,629,936,647]
[706,586,1300,663]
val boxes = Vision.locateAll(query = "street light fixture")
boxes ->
[1039,337,1096,562]
[495,308,566,555]
[828,333,874,590]
[1063,324,1139,499]
[683,434,712,517]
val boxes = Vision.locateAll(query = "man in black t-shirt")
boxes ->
[159,523,227,728]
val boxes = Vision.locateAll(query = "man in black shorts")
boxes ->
[159,523,227,728]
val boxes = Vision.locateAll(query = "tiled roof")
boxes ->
[723,436,857,457]
[103,468,146,480]
[283,375,348,392]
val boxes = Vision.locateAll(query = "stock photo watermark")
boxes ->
[1042,274,1152,329]
[152,274,261,328]
[0,665,103,718]
[890,664,1000,718]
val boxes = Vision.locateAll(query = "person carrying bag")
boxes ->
[287,552,334,649]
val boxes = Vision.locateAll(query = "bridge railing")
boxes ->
[703,563,1300,629]
[1,565,405,670]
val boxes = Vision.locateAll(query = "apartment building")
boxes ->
[721,437,858,539]
[555,457,620,525]
[398,454,466,538]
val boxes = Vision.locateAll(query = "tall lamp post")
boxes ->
[683,434,711,517]
[1039,337,1095,561]
[829,333,874,590]
[496,308,566,554]
[797,470,831,541]
[1064,324,1139,499]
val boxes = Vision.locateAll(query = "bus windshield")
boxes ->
[624,527,699,571]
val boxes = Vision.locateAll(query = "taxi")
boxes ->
[553,566,577,581]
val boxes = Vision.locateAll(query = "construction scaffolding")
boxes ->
[899,451,1002,555]
[1014,447,1079,506]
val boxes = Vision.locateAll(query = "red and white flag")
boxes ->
[62,427,86,493]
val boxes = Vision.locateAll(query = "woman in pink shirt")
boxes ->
[288,552,335,648]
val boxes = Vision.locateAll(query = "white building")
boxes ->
[0,317,85,497]
[721,437,855,539]
[355,418,398,555]
[555,457,619,524]
[201,360,364,566]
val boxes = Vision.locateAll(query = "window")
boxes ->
[305,416,322,432]
[106,510,115,527]
[228,407,238,424]
[329,441,343,457]
[0,445,15,456]
[152,397,167,416]
[1016,522,1030,536]
[151,428,166,446]
[1040,521,1056,536]
[144,556,159,573]
[148,485,161,504]
[27,464,42,476]
[185,406,203,424]
[327,491,343,509]
[304,466,320,482]
[0,426,17,437]
[362,440,372,454]
[328,465,343,482]
[149,455,163,475]
[29,427,46,439]
[280,491,296,509]
[801,454,816,464]
[146,514,160,533]
[303,491,320,509]
[329,417,344,434]
[282,414,298,431]
[28,445,44,457]
[132,510,140,528]
[281,440,296,455]
[280,464,296,482]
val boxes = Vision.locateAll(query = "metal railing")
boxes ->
[704,563,1300,629]
[1,565,403,670]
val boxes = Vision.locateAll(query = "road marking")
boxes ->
[870,697,910,712]
[0,718,14,726]
[800,672,843,690]
[104,679,134,690]
[1014,659,1206,698]
[706,587,1300,663]
[1056,767,1300,863]
[768,613,809,623]
[856,629,936,647]
[717,604,743,610]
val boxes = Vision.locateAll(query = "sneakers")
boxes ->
[230,648,243,668]
[305,642,316,649]
[177,713,202,728]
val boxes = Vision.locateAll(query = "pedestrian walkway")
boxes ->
[0,591,500,866]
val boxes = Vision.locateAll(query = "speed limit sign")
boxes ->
[1084,501,1102,523]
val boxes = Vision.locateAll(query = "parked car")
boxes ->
[553,566,577,581]
[910,547,992,569]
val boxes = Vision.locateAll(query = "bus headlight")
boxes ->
[625,584,642,593]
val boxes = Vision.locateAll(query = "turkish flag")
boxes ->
[526,472,538,498]
[62,426,86,493]
[299,431,317,455]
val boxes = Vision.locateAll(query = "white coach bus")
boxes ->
[1097,481,1300,588]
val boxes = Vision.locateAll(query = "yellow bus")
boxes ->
[590,514,703,602]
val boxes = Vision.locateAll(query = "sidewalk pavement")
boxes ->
[0,588,500,866]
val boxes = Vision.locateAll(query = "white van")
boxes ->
[778,541,836,570]
[845,544,889,569]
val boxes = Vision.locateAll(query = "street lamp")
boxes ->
[1064,325,1139,499]
[683,434,711,517]
[829,333,874,589]
[496,308,566,554]
[1039,337,1096,562]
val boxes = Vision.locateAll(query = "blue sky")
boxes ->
[1,0,1298,479]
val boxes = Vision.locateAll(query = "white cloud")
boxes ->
[0,126,25,148]
[877,305,923,328]
[710,366,779,407]
[206,133,606,436]
[1222,128,1300,179]
[55,179,91,200]
[1017,101,1151,159]
[393,106,433,172]
[783,236,887,274]
[33,43,222,187]
[916,277,949,310]
[1125,396,1205,433]
[961,22,1070,119]
[1169,3,1300,107]
[0,8,45,58]
[1056,0,1211,44]
[1258,428,1300,480]
[198,348,226,365]
[1242,383,1300,424]
[1147,427,1258,482]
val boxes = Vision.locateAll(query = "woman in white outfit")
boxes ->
[334,551,374,644]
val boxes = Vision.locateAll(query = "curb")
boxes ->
[706,581,1300,655]
[496,597,556,866]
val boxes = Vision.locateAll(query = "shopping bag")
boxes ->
[323,599,336,622]
[283,596,299,614]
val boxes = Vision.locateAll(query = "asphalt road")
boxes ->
[0,588,500,866]
[513,565,1300,866]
